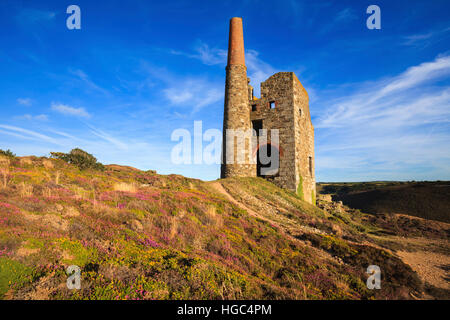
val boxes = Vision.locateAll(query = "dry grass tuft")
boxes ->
[113,182,137,193]
[73,186,88,200]
[20,157,33,166]
[42,187,52,198]
[0,157,10,189]
[169,218,179,240]
[42,159,54,169]
[20,182,33,198]
[205,205,222,227]
[55,171,61,185]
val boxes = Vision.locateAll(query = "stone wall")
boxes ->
[250,73,297,190]
[248,72,316,204]
[221,65,257,178]
[220,18,315,204]
[292,73,316,204]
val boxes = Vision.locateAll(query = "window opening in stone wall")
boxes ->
[252,104,257,111]
[309,156,313,176]
[270,101,276,109]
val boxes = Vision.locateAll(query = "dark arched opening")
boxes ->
[257,144,280,177]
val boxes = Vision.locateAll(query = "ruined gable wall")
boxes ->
[250,72,298,191]
[293,74,316,204]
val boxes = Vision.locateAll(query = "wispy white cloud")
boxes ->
[317,7,357,35]
[139,61,222,114]
[0,124,59,145]
[14,114,48,121]
[170,43,227,66]
[0,124,171,173]
[69,69,109,95]
[16,8,56,24]
[314,54,450,181]
[163,78,222,113]
[403,32,434,45]
[89,127,128,151]
[245,50,278,96]
[51,102,91,118]
[402,27,450,47]
[316,55,450,128]
[335,8,357,22]
[169,42,278,96]
[17,98,32,106]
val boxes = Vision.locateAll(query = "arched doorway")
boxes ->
[256,143,280,177]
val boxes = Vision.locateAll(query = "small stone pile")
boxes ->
[316,194,344,214]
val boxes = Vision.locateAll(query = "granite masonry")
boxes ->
[221,17,316,205]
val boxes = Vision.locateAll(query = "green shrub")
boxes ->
[50,148,104,171]
[0,149,15,158]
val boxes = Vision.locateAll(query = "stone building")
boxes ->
[221,17,316,204]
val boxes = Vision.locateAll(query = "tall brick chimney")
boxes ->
[221,17,256,178]
[227,17,245,66]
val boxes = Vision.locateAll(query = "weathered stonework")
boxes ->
[221,18,256,178]
[221,18,316,204]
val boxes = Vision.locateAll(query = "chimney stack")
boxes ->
[221,17,256,179]
[227,17,245,66]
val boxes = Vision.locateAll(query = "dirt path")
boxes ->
[211,181,450,293]
[370,235,450,292]
[210,181,309,236]
[397,249,449,290]
[210,181,271,220]
[208,181,338,262]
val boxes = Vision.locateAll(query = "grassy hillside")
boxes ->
[0,155,447,300]
[318,182,450,223]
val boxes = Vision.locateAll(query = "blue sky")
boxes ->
[0,0,449,182]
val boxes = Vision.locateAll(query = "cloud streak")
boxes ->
[0,124,172,175]
[0,124,60,145]
[140,61,223,115]
[170,42,279,96]
[16,8,56,24]
[316,55,450,128]
[17,98,32,106]
[14,114,48,121]
[163,78,222,114]
[51,102,91,118]
[69,69,110,95]
[402,27,450,47]
[314,54,450,181]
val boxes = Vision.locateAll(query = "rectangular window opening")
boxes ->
[309,156,313,176]
[270,101,276,109]
[251,104,257,112]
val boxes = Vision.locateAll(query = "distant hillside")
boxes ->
[318,182,450,223]
[0,154,448,300]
